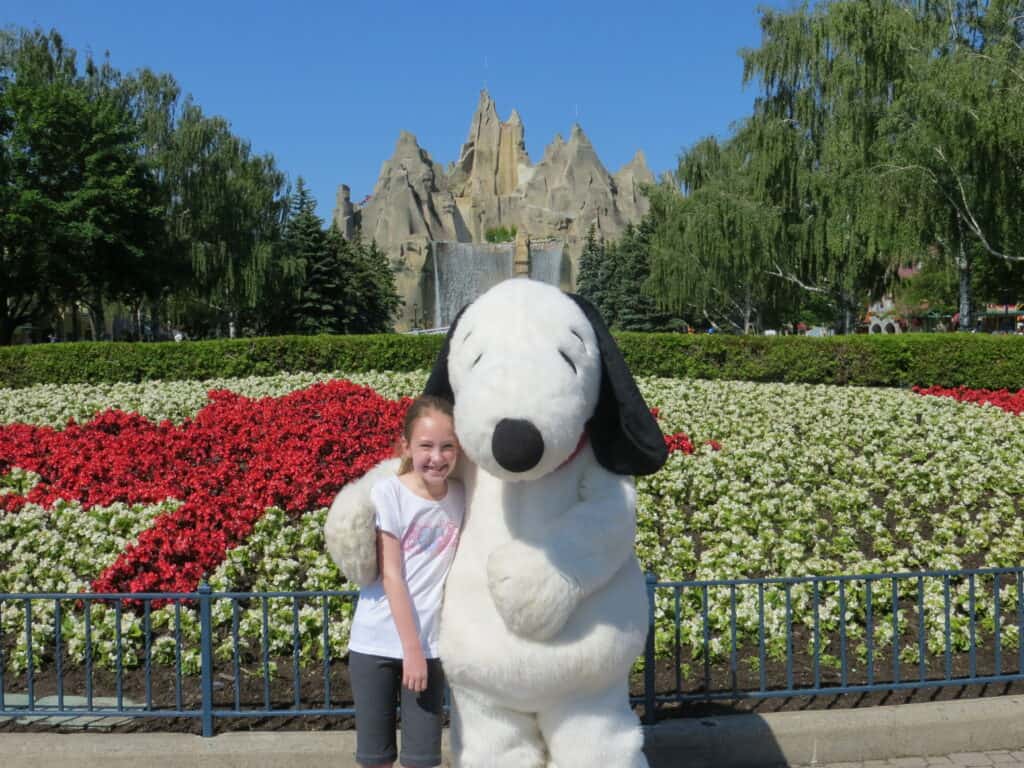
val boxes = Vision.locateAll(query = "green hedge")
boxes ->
[2,333,1023,390]
[617,332,1024,389]
[0,335,444,389]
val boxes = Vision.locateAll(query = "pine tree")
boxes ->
[278,178,331,334]
[577,222,686,331]
[613,221,682,332]
[260,179,319,335]
[347,239,402,333]
[576,225,610,317]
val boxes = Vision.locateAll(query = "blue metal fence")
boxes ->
[640,566,1024,723]
[2,567,1023,736]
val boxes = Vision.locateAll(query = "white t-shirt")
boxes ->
[348,474,464,659]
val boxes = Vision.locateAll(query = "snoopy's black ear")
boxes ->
[568,293,668,476]
[422,305,468,402]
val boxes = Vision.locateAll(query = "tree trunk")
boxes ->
[0,296,36,345]
[150,299,162,341]
[87,294,107,341]
[836,291,854,335]
[956,218,972,331]
[0,317,17,347]
[743,285,753,335]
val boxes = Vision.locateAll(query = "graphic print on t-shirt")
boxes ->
[403,517,459,557]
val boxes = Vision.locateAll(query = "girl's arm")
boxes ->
[378,530,428,692]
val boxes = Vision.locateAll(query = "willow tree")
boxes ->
[114,68,189,337]
[647,134,790,333]
[163,103,287,335]
[875,0,1024,329]
[648,1,923,332]
[739,0,931,330]
[730,0,1023,331]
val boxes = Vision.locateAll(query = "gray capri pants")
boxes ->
[349,650,446,768]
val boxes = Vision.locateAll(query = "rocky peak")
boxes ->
[451,89,528,200]
[624,149,651,173]
[332,93,652,328]
[613,150,656,219]
[334,129,455,246]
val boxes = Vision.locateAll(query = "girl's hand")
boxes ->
[403,648,428,692]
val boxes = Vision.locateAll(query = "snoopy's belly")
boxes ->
[436,463,647,708]
[439,558,646,707]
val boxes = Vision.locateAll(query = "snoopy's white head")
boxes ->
[423,278,667,482]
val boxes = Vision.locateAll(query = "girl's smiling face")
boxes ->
[402,410,459,492]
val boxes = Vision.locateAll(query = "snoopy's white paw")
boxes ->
[486,542,582,640]
[323,458,400,587]
[324,492,378,587]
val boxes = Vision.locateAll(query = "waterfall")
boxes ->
[431,242,514,327]
[433,248,443,329]
[528,242,564,287]
[427,240,565,329]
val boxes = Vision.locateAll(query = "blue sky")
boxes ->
[4,0,788,222]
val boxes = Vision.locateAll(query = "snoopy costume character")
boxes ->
[325,278,667,767]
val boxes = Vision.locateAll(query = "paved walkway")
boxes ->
[3,695,1024,767]
[793,753,1024,767]
[0,694,140,728]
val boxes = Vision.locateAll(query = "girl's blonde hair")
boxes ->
[397,395,456,475]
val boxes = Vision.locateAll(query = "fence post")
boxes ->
[198,581,214,737]
[643,571,657,725]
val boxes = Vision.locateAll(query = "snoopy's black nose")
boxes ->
[492,418,544,473]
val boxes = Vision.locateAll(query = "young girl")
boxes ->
[347,395,465,768]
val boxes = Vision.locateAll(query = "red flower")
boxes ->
[664,432,694,454]
[650,407,721,455]
[912,385,1024,415]
[0,494,27,513]
[0,380,409,598]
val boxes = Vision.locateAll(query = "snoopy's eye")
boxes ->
[559,351,577,374]
[472,353,483,368]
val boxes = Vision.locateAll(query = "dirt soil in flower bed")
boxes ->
[3,645,1024,735]
[1,654,357,734]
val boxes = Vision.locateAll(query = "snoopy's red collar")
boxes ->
[557,431,588,470]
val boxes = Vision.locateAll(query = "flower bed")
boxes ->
[2,373,1023,683]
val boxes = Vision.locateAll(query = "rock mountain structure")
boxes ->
[333,90,654,330]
